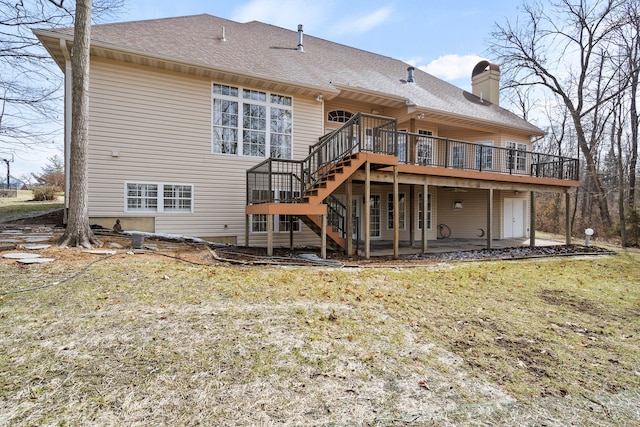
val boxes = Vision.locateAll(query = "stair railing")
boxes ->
[303,113,397,191]
[326,195,347,238]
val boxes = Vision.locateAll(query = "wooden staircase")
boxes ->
[245,112,400,253]
[298,154,366,250]
[303,154,365,205]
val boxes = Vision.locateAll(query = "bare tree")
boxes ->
[619,0,640,210]
[610,88,628,245]
[0,1,69,151]
[489,0,629,231]
[0,0,122,153]
[57,0,98,248]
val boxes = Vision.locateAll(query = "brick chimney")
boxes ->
[471,61,500,105]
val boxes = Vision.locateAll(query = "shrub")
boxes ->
[32,185,59,201]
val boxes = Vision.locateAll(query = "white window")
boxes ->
[506,142,528,173]
[125,182,193,213]
[370,194,381,238]
[418,192,432,230]
[387,192,406,230]
[327,110,353,123]
[163,185,193,212]
[250,189,301,233]
[212,83,293,158]
[252,214,268,233]
[251,214,301,233]
[416,130,433,165]
[474,140,494,171]
[398,130,407,163]
[452,145,465,168]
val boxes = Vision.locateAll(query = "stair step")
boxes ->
[300,214,347,251]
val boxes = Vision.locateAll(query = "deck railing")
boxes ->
[246,158,303,205]
[396,132,579,180]
[247,113,396,204]
[327,195,347,238]
[247,113,579,205]
[304,113,397,189]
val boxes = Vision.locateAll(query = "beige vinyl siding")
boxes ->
[87,58,323,243]
[436,188,499,239]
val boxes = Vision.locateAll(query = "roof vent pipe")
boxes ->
[407,66,415,83]
[297,24,304,52]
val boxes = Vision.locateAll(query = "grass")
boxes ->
[0,190,63,221]
[1,241,639,426]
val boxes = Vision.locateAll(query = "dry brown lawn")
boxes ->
[1,234,639,426]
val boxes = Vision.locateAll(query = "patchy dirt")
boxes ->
[2,213,639,426]
[1,208,616,267]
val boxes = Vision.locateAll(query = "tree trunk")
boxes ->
[629,68,638,209]
[573,118,612,229]
[58,0,99,248]
[613,104,628,246]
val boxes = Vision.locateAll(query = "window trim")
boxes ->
[387,192,406,230]
[370,194,381,238]
[417,192,432,231]
[124,181,194,214]
[211,82,293,159]
[505,141,528,173]
[417,129,434,166]
[474,140,494,171]
[327,110,353,123]
[250,214,302,234]
[250,188,302,234]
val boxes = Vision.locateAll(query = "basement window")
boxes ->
[250,189,301,233]
[125,182,193,213]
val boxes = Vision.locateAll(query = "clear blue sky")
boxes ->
[11,0,524,178]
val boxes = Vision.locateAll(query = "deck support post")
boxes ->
[346,178,353,256]
[487,188,493,249]
[422,179,428,253]
[321,213,327,259]
[267,215,274,257]
[565,191,572,246]
[364,162,371,260]
[409,185,415,247]
[393,165,399,259]
[530,191,536,248]
[245,215,250,247]
[289,215,294,253]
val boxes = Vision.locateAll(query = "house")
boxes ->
[34,14,579,258]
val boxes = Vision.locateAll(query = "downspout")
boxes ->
[60,38,72,224]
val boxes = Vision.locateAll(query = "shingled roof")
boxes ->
[35,14,542,135]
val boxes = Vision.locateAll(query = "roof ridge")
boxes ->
[90,13,223,28]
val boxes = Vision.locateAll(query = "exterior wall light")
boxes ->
[453,201,463,210]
